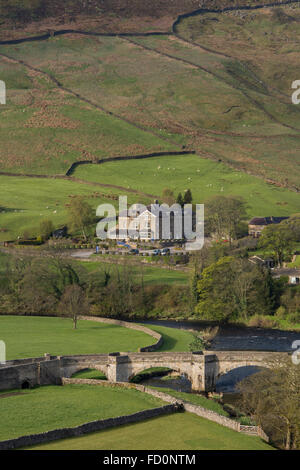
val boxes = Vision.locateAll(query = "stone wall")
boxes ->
[78,316,163,352]
[0,404,178,450]
[62,378,269,442]
[0,357,62,391]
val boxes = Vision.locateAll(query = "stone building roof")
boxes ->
[249,216,289,226]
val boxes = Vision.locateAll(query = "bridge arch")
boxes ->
[216,361,271,380]
[66,363,109,379]
[127,360,194,386]
[215,365,265,392]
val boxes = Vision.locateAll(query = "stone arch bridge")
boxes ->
[0,351,289,392]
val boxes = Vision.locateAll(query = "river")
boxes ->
[142,319,300,352]
[140,319,299,395]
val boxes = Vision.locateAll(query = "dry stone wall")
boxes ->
[62,378,269,442]
[78,316,163,352]
[0,404,178,450]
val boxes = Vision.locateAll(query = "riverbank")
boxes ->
[141,319,300,352]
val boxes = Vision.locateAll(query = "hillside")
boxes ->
[0,0,293,38]
[0,1,299,239]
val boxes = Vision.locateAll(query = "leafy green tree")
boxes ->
[183,189,192,204]
[161,188,175,206]
[189,265,199,312]
[195,256,237,322]
[176,192,184,207]
[258,224,294,267]
[195,256,275,322]
[205,195,247,244]
[238,359,300,450]
[67,197,94,240]
[282,214,300,242]
[39,219,54,241]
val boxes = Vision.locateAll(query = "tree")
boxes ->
[67,197,94,240]
[233,259,275,320]
[188,332,205,352]
[205,195,247,244]
[39,219,54,241]
[282,213,300,242]
[58,284,89,329]
[161,188,175,206]
[189,265,199,312]
[258,223,294,267]
[195,256,237,322]
[183,189,192,204]
[176,192,184,207]
[238,359,300,450]
[0,252,85,315]
[195,256,275,323]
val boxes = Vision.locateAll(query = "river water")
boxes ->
[142,319,300,352]
[140,319,299,394]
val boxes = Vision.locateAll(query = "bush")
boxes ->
[287,312,300,324]
[248,315,278,328]
[275,306,287,319]
[18,239,42,246]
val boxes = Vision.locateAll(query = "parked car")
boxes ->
[152,249,161,255]
[129,248,139,255]
[161,248,170,255]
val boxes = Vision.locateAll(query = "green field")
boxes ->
[149,387,229,416]
[1,5,300,242]
[0,315,154,359]
[0,384,164,441]
[141,324,195,352]
[288,255,300,268]
[0,45,175,175]
[73,154,300,216]
[0,152,298,241]
[1,5,300,191]
[0,316,195,359]
[71,369,107,380]
[80,259,189,286]
[27,411,273,450]
[0,174,148,241]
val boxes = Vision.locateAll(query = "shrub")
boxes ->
[287,312,300,324]
[275,306,287,319]
[248,315,278,328]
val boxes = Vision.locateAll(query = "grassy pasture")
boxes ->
[0,315,155,359]
[148,387,228,416]
[0,175,115,241]
[178,5,300,95]
[1,23,300,188]
[0,41,175,175]
[71,369,107,380]
[0,316,195,360]
[0,5,299,241]
[0,384,164,441]
[80,259,188,286]
[141,324,195,352]
[0,174,150,241]
[27,411,273,450]
[73,154,300,216]
[287,254,300,268]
